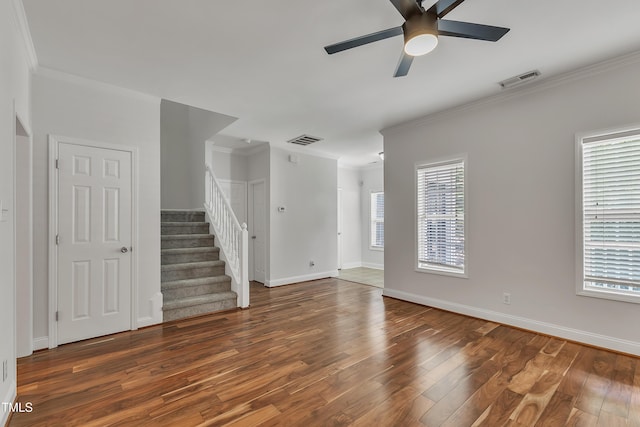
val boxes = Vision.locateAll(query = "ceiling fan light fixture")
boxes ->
[403,13,439,56]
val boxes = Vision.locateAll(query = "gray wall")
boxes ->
[338,167,362,269]
[32,70,164,343]
[382,55,640,355]
[360,165,384,269]
[161,100,236,209]
[0,1,32,417]
[268,147,338,285]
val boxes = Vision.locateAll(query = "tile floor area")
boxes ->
[337,267,384,288]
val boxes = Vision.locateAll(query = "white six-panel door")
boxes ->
[56,142,132,345]
[250,181,266,283]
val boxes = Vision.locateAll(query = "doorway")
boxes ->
[248,180,266,284]
[15,113,32,357]
[49,136,138,346]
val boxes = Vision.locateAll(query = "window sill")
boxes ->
[577,288,640,305]
[369,246,384,252]
[415,266,468,279]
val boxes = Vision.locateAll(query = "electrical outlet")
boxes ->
[503,292,511,305]
[2,359,7,382]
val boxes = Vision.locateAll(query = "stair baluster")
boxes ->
[204,165,249,308]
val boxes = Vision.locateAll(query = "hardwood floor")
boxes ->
[10,279,640,426]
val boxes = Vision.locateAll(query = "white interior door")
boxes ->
[250,181,266,283]
[219,179,247,225]
[57,142,132,345]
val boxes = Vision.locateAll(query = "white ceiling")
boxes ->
[22,0,640,166]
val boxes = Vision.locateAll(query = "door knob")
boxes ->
[252,236,257,239]
[121,247,129,253]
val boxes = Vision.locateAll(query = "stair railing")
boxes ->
[204,164,249,308]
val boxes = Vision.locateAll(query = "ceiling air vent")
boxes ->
[287,134,323,146]
[499,70,541,89]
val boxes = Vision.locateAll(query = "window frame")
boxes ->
[575,126,640,304]
[415,155,468,278]
[369,190,384,251]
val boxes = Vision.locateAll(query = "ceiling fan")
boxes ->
[324,0,510,77]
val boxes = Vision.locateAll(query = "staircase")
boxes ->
[161,210,237,322]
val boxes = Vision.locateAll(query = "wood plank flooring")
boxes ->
[10,279,640,426]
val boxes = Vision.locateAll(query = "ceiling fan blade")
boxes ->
[389,0,424,20]
[437,20,510,41]
[427,0,466,18]
[324,26,403,55]
[394,51,414,77]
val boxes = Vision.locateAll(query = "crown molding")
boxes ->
[272,143,341,161]
[209,143,269,157]
[35,66,160,103]
[382,49,640,137]
[11,0,38,70]
[209,145,234,155]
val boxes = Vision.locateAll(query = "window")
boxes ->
[370,191,384,249]
[578,128,640,303]
[416,158,465,276]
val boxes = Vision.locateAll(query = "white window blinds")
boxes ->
[370,192,384,248]
[581,134,640,296]
[417,160,465,274]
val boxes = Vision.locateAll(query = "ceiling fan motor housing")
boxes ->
[403,13,439,56]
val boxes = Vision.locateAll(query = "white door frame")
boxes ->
[13,104,33,358]
[248,179,266,283]
[48,135,139,348]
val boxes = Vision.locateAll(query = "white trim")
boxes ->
[1,380,17,426]
[574,124,640,305]
[209,143,270,157]
[382,50,640,138]
[33,337,49,351]
[340,262,363,270]
[361,262,384,270]
[10,0,38,70]
[415,155,468,279]
[277,145,341,161]
[48,135,139,348]
[382,288,640,356]
[209,145,234,155]
[265,270,339,288]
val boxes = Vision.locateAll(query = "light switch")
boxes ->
[0,200,8,222]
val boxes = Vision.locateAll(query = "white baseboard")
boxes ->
[340,262,362,270]
[1,380,17,426]
[266,270,339,288]
[362,262,384,270]
[33,337,49,351]
[382,288,640,356]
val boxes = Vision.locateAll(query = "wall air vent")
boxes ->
[287,134,323,146]
[499,70,541,89]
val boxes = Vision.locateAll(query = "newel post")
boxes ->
[240,223,250,308]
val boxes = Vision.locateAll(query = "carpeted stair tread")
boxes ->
[161,275,231,290]
[162,292,237,311]
[161,247,219,255]
[160,209,237,321]
[161,234,213,240]
[161,260,224,272]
